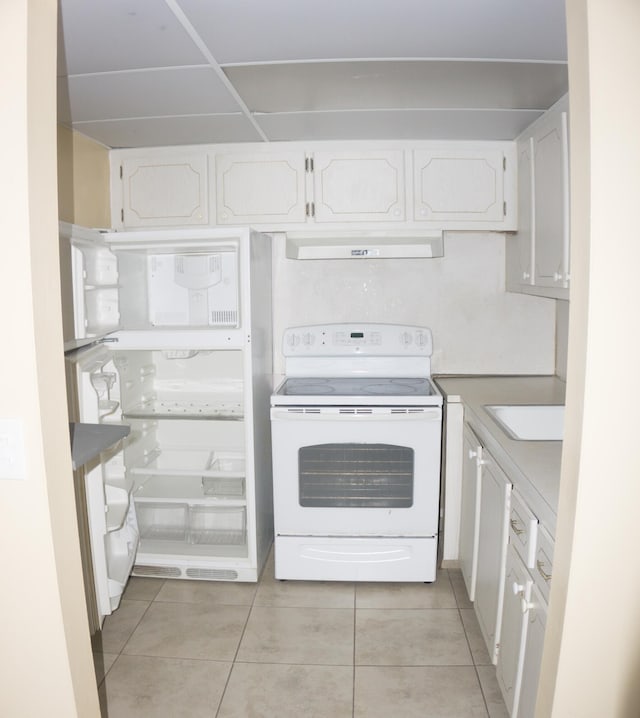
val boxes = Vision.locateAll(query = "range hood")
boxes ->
[285,231,444,260]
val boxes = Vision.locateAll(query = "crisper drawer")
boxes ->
[135,501,247,548]
[533,525,554,602]
[136,502,189,541]
[509,490,538,569]
[189,506,246,546]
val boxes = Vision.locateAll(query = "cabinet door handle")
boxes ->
[521,597,535,614]
[510,519,525,536]
[536,560,552,582]
[512,581,524,596]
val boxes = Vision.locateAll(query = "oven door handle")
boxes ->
[270,408,441,422]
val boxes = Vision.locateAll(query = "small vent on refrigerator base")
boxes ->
[185,568,239,581]
[133,564,181,578]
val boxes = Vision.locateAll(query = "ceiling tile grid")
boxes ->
[57,0,568,148]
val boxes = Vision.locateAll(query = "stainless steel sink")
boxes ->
[484,404,564,441]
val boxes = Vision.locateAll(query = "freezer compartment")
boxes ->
[113,349,244,420]
[70,230,241,336]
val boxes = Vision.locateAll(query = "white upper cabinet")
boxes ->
[215,152,307,224]
[414,148,514,229]
[115,153,209,228]
[311,150,405,223]
[506,138,535,290]
[533,109,570,289]
[111,141,517,232]
[507,95,570,300]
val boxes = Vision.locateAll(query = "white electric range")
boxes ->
[270,323,443,582]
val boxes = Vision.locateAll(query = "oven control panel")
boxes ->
[282,324,433,356]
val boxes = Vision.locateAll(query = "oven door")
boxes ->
[270,405,442,537]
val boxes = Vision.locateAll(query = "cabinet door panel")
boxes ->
[496,546,532,715]
[414,149,505,224]
[121,155,208,228]
[312,151,405,222]
[215,152,307,224]
[475,452,511,664]
[459,426,483,601]
[533,111,570,288]
[506,138,535,290]
[517,585,547,718]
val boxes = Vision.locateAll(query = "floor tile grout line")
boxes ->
[352,582,357,718]
[213,574,264,718]
[453,574,493,717]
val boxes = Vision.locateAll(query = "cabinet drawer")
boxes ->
[533,525,554,601]
[509,490,538,569]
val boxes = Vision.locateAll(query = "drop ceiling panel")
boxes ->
[256,109,545,142]
[226,61,568,113]
[179,0,567,64]
[70,115,263,149]
[63,67,242,122]
[58,0,206,75]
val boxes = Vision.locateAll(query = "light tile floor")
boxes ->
[94,551,508,718]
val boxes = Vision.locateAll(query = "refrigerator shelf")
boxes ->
[134,474,246,502]
[130,448,245,477]
[123,399,243,420]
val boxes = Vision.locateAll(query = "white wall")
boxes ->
[272,231,556,375]
[0,1,100,716]
[538,1,640,715]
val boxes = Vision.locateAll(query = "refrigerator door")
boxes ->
[66,343,139,625]
[60,222,122,351]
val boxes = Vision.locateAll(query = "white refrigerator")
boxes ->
[62,223,273,627]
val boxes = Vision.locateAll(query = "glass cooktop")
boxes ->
[272,376,442,406]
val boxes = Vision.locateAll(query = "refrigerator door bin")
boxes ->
[83,287,121,335]
[189,506,247,547]
[104,483,130,532]
[104,500,139,612]
[136,502,189,541]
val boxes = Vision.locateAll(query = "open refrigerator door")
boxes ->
[62,224,273,626]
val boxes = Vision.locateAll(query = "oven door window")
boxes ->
[298,443,414,508]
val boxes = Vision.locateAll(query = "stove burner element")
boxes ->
[361,378,428,395]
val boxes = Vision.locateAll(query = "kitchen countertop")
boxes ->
[435,375,566,535]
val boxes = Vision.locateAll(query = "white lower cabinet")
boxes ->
[459,424,483,601]
[496,545,533,715]
[474,448,512,664]
[495,489,554,716]
[517,583,548,718]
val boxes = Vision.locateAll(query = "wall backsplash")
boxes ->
[272,231,556,376]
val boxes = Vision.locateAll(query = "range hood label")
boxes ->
[351,248,380,257]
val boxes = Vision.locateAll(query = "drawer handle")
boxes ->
[510,519,525,536]
[536,560,552,582]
